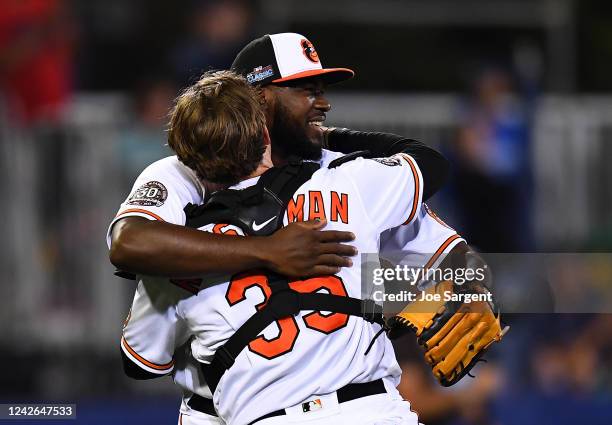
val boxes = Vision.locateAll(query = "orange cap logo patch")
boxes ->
[301,39,319,63]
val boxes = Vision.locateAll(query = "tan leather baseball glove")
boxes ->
[387,280,508,386]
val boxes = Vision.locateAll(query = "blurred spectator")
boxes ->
[118,77,176,183]
[0,0,75,125]
[531,315,612,397]
[451,67,532,252]
[170,0,252,85]
[490,315,612,425]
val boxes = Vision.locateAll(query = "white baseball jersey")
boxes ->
[120,276,222,422]
[168,153,422,425]
[106,155,206,247]
[111,150,463,424]
[109,150,358,421]
[110,150,355,384]
[381,203,465,268]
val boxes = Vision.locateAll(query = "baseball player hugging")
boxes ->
[108,33,506,425]
[176,71,421,425]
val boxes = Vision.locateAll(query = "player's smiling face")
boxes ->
[265,77,330,161]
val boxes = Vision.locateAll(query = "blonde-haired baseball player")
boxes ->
[121,69,433,425]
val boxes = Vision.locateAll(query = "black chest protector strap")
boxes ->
[201,272,385,394]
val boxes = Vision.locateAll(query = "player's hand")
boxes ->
[263,219,357,277]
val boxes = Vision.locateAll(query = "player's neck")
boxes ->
[244,145,273,180]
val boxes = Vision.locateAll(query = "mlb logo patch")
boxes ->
[302,399,322,413]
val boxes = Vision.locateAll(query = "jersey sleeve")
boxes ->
[120,278,193,379]
[339,153,424,233]
[380,203,465,269]
[106,157,205,248]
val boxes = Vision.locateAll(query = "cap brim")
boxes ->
[271,68,354,85]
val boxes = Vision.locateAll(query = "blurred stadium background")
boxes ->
[1,0,611,424]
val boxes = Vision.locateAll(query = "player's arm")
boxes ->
[381,204,466,263]
[384,204,507,387]
[109,158,356,278]
[120,281,185,380]
[325,128,449,200]
[110,216,355,278]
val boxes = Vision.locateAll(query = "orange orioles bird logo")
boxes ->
[301,39,319,63]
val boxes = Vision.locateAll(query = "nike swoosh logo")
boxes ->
[252,216,276,231]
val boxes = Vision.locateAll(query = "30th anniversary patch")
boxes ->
[373,157,402,166]
[126,181,168,207]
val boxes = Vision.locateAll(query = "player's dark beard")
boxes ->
[270,102,322,161]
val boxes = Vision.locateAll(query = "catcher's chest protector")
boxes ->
[183,158,385,393]
[185,160,320,236]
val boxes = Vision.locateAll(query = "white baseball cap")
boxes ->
[231,32,354,86]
